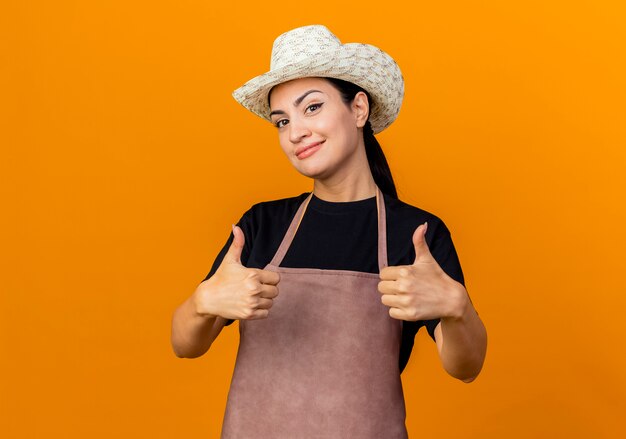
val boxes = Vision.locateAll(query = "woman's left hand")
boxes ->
[378,222,469,321]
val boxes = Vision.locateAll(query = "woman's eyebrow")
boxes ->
[269,89,323,118]
[293,89,323,106]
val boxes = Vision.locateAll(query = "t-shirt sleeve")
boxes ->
[422,220,468,342]
[199,207,255,326]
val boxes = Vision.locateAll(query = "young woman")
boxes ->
[171,25,487,438]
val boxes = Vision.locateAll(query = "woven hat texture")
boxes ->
[232,25,405,134]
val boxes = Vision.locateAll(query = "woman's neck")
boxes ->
[312,173,377,202]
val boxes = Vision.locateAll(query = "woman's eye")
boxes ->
[275,119,288,128]
[305,103,323,113]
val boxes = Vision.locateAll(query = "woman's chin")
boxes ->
[294,163,333,180]
[296,169,323,180]
[292,159,328,179]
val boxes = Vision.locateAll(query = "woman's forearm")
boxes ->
[437,288,488,382]
[171,289,224,358]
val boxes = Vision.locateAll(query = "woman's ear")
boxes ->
[352,91,370,128]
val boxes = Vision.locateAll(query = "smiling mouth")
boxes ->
[296,141,325,158]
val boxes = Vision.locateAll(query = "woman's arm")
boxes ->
[171,287,227,358]
[433,285,487,382]
[378,222,487,382]
[170,225,280,358]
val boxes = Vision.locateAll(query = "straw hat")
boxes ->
[232,25,405,134]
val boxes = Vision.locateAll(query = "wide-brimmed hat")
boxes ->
[232,25,404,134]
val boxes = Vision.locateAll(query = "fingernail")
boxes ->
[424,221,428,233]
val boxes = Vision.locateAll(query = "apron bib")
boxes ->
[221,186,407,438]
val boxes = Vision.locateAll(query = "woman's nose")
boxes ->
[288,119,311,143]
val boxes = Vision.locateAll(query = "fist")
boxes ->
[378,222,467,321]
[194,225,280,320]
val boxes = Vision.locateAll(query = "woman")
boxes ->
[171,25,487,438]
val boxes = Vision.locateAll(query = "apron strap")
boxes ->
[269,191,314,268]
[376,186,389,271]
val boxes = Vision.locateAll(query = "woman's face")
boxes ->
[268,77,369,180]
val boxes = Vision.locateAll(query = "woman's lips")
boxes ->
[296,141,324,159]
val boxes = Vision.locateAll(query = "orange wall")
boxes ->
[2,1,625,438]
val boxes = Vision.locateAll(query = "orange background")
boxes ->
[2,1,625,438]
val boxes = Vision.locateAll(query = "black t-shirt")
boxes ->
[202,191,466,373]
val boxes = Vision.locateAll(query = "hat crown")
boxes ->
[270,25,341,70]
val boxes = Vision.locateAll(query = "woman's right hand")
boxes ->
[193,225,280,320]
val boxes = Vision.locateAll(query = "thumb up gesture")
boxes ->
[194,225,280,320]
[378,222,467,321]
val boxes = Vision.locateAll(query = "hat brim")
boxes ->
[232,43,404,134]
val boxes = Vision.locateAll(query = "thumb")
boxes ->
[412,221,431,264]
[222,224,245,265]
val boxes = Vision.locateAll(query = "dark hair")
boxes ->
[324,77,398,199]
